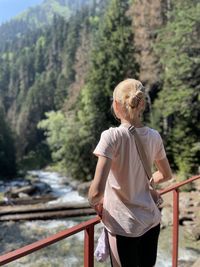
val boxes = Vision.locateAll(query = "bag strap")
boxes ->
[128,125,152,183]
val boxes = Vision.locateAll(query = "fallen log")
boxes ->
[0,195,57,206]
[0,201,90,215]
[0,208,95,221]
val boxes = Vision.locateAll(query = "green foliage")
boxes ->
[0,8,91,165]
[18,142,51,171]
[0,0,105,177]
[153,0,200,177]
[58,0,138,181]
[38,111,85,178]
[38,111,68,162]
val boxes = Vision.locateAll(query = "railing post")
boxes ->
[84,225,94,267]
[172,189,179,267]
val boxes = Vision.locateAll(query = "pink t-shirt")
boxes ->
[93,124,166,237]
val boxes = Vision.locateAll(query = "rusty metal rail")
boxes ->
[0,175,199,267]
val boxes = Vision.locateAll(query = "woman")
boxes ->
[88,79,172,267]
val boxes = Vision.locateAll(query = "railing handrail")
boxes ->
[0,216,100,266]
[0,174,199,266]
[159,174,200,195]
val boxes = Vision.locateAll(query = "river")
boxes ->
[0,171,199,266]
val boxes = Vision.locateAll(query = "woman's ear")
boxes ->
[113,100,121,119]
[113,100,117,111]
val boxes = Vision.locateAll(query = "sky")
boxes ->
[0,0,44,25]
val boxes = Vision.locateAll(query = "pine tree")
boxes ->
[0,108,16,179]
[153,0,200,178]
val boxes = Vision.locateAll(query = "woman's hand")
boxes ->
[94,199,104,218]
[152,171,164,184]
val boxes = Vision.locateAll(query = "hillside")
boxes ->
[0,0,91,51]
[0,0,43,25]
[0,0,106,177]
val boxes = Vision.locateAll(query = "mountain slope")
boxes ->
[0,0,43,25]
[0,0,91,51]
[0,3,99,164]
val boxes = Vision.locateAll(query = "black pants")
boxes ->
[115,224,160,267]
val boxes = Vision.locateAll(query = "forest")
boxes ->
[0,0,199,181]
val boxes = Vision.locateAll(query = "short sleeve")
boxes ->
[155,133,166,161]
[93,129,115,159]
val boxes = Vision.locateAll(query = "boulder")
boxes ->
[161,205,173,228]
[33,182,52,195]
[185,220,200,241]
[5,185,36,198]
[191,223,200,241]
[192,257,200,267]
[4,181,52,200]
[18,193,30,199]
[178,260,195,267]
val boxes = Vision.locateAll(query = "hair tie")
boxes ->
[128,91,143,109]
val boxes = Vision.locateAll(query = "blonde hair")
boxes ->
[113,78,145,121]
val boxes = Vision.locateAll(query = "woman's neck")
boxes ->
[120,119,144,128]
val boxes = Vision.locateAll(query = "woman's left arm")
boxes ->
[88,156,112,216]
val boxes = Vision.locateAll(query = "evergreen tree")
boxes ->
[0,108,16,179]
[153,0,200,178]
[34,37,46,74]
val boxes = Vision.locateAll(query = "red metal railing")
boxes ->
[159,175,200,267]
[0,175,199,267]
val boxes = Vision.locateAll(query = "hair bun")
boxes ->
[128,90,144,109]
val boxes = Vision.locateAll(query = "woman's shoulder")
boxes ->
[102,126,121,136]
[147,127,160,135]
[146,127,163,141]
[101,126,123,142]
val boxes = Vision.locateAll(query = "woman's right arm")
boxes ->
[152,157,172,184]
